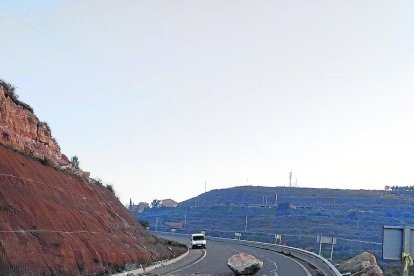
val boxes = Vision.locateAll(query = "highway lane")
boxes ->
[147,235,313,276]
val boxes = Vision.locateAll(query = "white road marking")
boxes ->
[241,246,309,276]
[225,246,241,253]
[166,249,207,274]
[226,246,278,276]
[287,257,312,276]
[266,258,278,276]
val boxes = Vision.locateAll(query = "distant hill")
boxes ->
[137,185,414,263]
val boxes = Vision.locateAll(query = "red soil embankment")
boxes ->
[0,145,185,275]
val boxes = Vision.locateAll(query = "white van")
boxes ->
[191,233,206,249]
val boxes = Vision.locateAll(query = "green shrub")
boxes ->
[113,264,125,273]
[138,219,150,228]
[70,156,80,170]
[106,184,115,195]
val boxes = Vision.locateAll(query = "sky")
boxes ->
[1,0,413,204]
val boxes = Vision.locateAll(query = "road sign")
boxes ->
[383,226,414,259]
[317,235,337,245]
[235,232,242,240]
[275,234,282,245]
[383,226,414,276]
[317,235,337,260]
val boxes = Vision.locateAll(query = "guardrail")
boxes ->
[155,231,342,276]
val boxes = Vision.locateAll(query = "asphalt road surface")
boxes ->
[146,235,315,276]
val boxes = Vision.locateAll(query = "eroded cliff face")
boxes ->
[0,84,186,275]
[0,85,70,167]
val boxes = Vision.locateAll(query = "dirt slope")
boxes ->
[0,144,185,275]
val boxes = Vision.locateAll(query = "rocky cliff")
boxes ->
[0,84,70,167]
[0,82,186,275]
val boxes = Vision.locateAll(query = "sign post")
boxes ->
[317,235,337,260]
[235,232,242,240]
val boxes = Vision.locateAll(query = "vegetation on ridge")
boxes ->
[70,156,80,170]
[0,79,34,113]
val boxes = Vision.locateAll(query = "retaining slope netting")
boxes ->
[0,165,183,276]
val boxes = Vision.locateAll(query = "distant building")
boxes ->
[160,199,178,208]
[278,202,296,210]
[165,221,184,229]
[130,202,149,213]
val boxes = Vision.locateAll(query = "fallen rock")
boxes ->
[227,252,263,275]
[361,265,384,276]
[338,252,383,276]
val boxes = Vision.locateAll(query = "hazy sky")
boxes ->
[1,1,413,204]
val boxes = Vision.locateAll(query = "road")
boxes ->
[145,235,315,276]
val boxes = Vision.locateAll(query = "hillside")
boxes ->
[0,82,186,275]
[137,186,414,264]
[0,81,71,168]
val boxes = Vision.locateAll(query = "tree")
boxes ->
[151,199,161,208]
[70,156,80,170]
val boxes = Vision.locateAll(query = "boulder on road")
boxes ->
[227,252,263,275]
[338,252,383,276]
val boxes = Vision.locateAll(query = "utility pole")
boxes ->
[184,214,187,229]
[155,217,158,232]
[289,172,292,188]
[319,240,322,256]
[274,193,278,206]
[244,216,248,232]
[403,227,410,276]
[265,197,268,207]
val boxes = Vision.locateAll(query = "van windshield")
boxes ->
[192,235,205,241]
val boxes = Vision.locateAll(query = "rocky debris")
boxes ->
[0,84,71,167]
[227,252,263,275]
[74,170,91,178]
[338,252,384,276]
